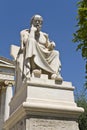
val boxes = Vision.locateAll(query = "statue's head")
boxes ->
[30,14,43,31]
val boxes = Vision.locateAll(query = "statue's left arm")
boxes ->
[44,33,56,50]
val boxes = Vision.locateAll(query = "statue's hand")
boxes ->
[48,41,55,50]
[29,25,37,38]
[30,25,37,32]
[51,41,55,48]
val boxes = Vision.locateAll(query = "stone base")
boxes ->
[6,116,79,130]
[26,117,79,130]
[3,75,84,130]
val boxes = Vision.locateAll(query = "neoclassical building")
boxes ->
[0,57,15,130]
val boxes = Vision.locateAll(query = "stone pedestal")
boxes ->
[3,75,84,130]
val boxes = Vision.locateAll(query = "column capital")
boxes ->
[4,80,15,86]
[0,80,15,88]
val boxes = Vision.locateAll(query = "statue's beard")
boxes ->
[37,27,41,32]
[35,25,41,32]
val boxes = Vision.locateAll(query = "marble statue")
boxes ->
[17,14,62,81]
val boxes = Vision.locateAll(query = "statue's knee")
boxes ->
[53,50,59,55]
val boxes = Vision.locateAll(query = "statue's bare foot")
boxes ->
[51,74,63,81]
[32,69,42,78]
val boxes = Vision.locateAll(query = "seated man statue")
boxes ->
[17,14,62,81]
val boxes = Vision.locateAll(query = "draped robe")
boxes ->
[18,29,61,78]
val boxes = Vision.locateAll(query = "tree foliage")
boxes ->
[76,91,87,130]
[73,0,87,87]
[77,99,87,130]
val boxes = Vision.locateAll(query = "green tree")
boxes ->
[76,90,87,130]
[73,0,87,87]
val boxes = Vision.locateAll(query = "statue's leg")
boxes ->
[49,51,60,73]
[30,57,42,78]
[50,50,63,81]
[24,38,36,79]
[24,58,31,79]
[25,38,42,78]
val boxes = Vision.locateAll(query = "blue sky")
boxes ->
[0,0,85,94]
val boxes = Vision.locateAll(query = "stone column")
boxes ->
[4,81,14,121]
[0,86,6,130]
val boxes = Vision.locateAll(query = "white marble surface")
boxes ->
[0,57,15,130]
[9,75,84,116]
[4,84,13,121]
[3,75,84,130]
[0,89,6,130]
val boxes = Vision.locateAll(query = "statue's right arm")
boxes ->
[29,25,37,38]
[20,29,29,50]
[20,27,37,50]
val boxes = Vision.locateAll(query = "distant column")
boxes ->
[0,86,6,130]
[4,81,14,121]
